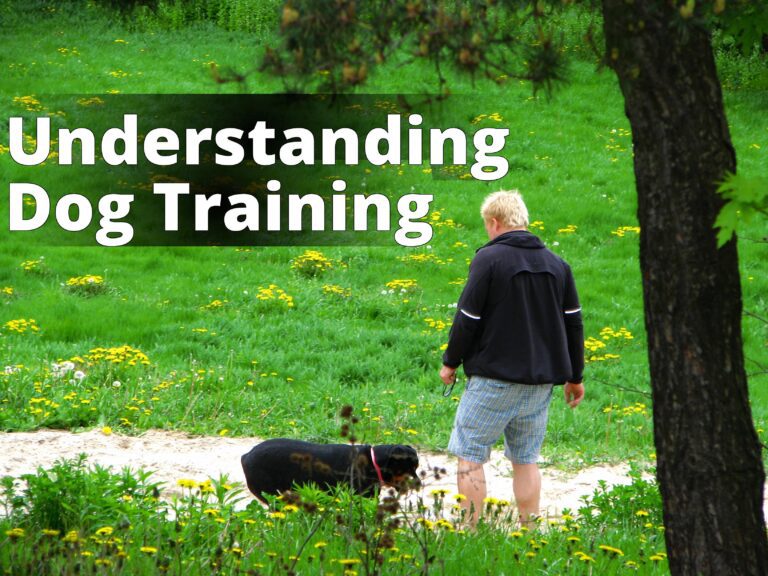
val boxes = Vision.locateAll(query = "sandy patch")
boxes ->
[413,449,632,519]
[0,428,637,519]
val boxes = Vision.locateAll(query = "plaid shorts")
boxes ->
[448,376,554,465]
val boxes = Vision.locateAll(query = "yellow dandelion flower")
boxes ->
[575,552,595,563]
[63,530,80,543]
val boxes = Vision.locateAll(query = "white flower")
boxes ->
[112,380,121,388]
[51,361,76,378]
[4,366,18,374]
[73,370,86,380]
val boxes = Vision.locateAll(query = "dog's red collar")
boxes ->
[370,447,385,485]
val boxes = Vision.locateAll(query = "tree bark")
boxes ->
[601,2,768,574]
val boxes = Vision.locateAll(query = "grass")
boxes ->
[0,452,666,575]
[0,2,766,573]
[1,0,766,465]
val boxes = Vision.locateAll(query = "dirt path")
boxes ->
[1,428,637,519]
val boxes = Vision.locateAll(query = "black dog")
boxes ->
[241,439,419,502]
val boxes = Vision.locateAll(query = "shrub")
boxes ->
[578,463,663,531]
[129,0,282,34]
[3,455,163,532]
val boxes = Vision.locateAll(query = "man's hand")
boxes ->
[440,365,457,386]
[564,382,584,408]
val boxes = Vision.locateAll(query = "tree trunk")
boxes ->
[601,2,768,574]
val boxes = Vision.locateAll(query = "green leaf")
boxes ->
[714,173,768,248]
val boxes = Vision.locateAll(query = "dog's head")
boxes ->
[372,445,420,491]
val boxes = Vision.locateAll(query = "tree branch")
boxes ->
[744,310,768,325]
[590,377,652,398]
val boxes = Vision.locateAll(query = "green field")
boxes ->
[1,1,766,574]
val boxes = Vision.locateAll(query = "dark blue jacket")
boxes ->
[443,230,584,385]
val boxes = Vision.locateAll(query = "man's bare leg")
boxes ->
[457,458,486,525]
[512,462,541,529]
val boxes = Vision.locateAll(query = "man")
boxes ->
[440,190,584,527]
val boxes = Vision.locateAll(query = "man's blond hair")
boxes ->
[480,190,529,228]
